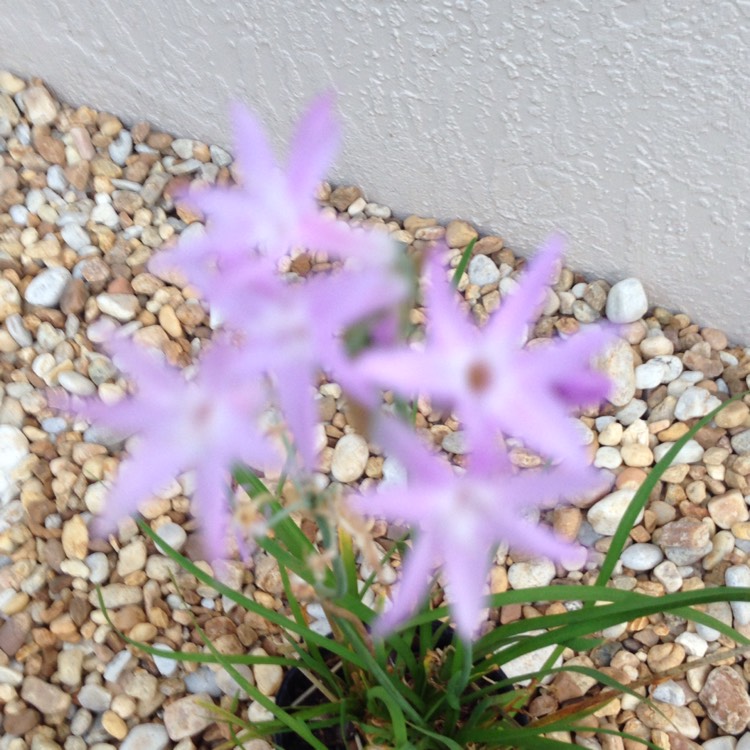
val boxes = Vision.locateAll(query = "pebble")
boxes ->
[154,522,187,552]
[653,439,705,465]
[599,339,636,406]
[621,543,663,571]
[731,429,750,455]
[587,489,641,535]
[331,433,369,482]
[78,683,112,712]
[699,666,750,734]
[674,386,722,420]
[499,629,562,686]
[635,360,668,389]
[21,675,71,715]
[152,644,179,677]
[119,724,169,750]
[58,370,97,396]
[657,517,713,565]
[108,130,133,165]
[467,254,500,286]
[0,424,29,485]
[19,85,58,125]
[445,219,478,248]
[507,558,556,588]
[96,293,140,321]
[0,278,22,321]
[441,431,467,454]
[651,679,686,706]
[725,565,750,625]
[162,693,215,740]
[24,267,72,307]
[606,278,648,323]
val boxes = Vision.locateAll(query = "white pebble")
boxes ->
[675,631,708,658]
[152,644,179,677]
[331,433,369,482]
[606,278,648,323]
[0,425,30,503]
[674,386,722,421]
[653,439,705,465]
[507,558,556,589]
[621,543,664,571]
[57,370,96,396]
[635,361,667,389]
[24,267,72,307]
[725,565,750,625]
[587,489,641,536]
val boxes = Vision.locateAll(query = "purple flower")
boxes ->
[351,418,602,639]
[50,336,281,562]
[151,93,395,287]
[355,237,616,468]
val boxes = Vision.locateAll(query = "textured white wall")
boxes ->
[2,1,749,340]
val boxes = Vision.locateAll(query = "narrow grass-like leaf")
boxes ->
[451,237,477,287]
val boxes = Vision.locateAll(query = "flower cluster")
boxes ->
[53,94,617,639]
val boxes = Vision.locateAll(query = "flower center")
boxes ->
[467,360,492,393]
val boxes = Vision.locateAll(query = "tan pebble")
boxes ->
[329,185,363,212]
[128,623,157,642]
[553,507,582,541]
[715,400,750,429]
[731,521,750,540]
[708,490,749,529]
[657,422,690,442]
[158,305,183,338]
[101,709,128,739]
[61,515,88,560]
[620,443,653,468]
[474,235,503,255]
[661,463,690,483]
[90,156,122,178]
[616,467,648,489]
[403,215,438,233]
[598,421,623,446]
[702,327,728,350]
[1,591,30,615]
[445,219,478,248]
[132,325,170,349]
[490,566,508,594]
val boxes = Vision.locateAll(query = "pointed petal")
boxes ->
[273,363,318,471]
[422,249,474,352]
[287,93,340,202]
[373,534,437,637]
[503,515,583,565]
[91,442,184,538]
[443,543,492,640]
[229,101,278,194]
[192,450,232,563]
[487,235,563,344]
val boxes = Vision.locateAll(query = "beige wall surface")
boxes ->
[2,1,749,340]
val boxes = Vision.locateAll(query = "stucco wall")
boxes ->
[2,1,749,340]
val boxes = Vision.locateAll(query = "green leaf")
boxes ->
[451,237,477,288]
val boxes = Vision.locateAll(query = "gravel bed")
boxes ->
[2,71,750,750]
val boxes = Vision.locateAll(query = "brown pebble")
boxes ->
[3,707,41,736]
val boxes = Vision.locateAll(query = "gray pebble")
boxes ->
[61,223,90,251]
[108,130,133,165]
[621,543,664,571]
[24,267,72,307]
[468,254,500,286]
